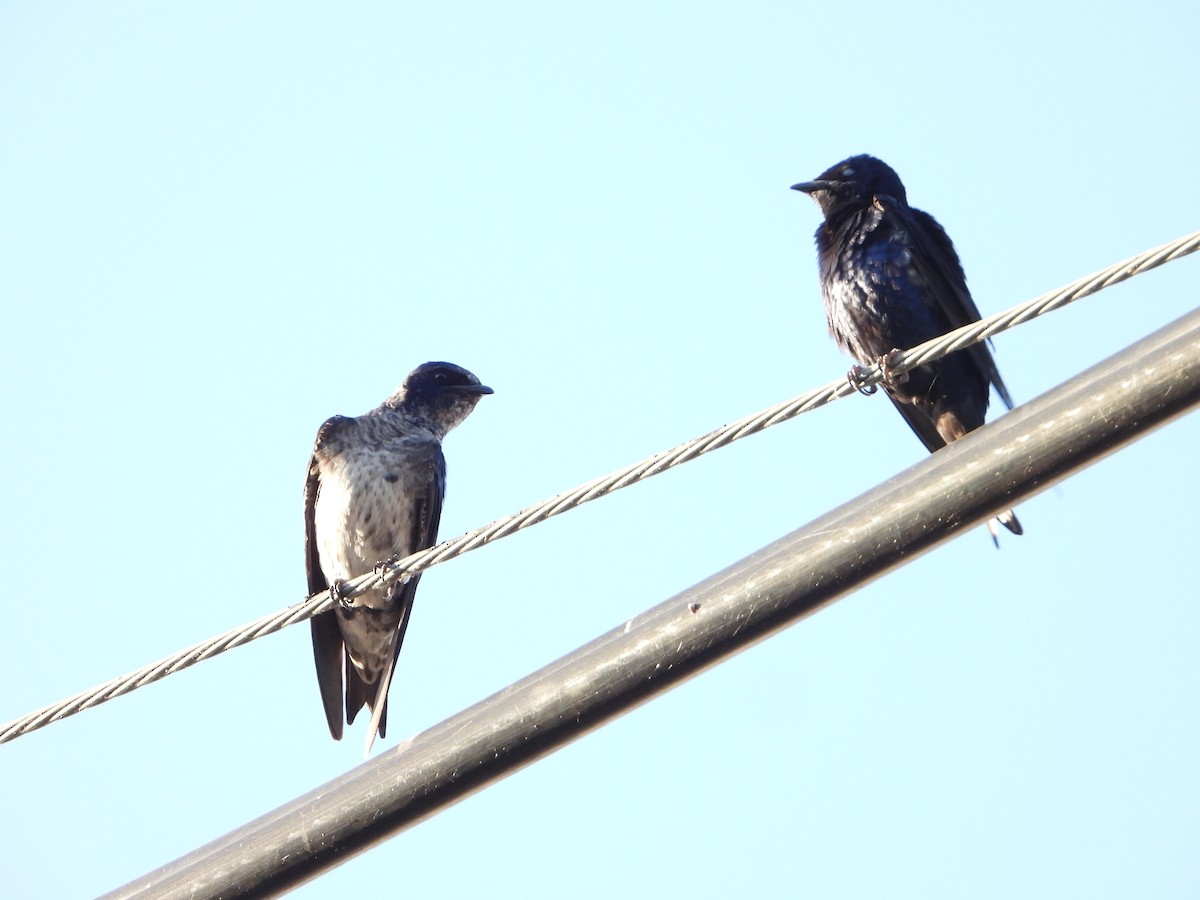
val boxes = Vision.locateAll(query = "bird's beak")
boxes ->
[790,179,833,195]
[466,384,494,395]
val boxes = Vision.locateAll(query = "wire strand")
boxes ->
[3,230,1198,745]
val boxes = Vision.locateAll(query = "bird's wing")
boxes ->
[903,205,1015,410]
[362,441,447,754]
[886,393,948,454]
[306,415,355,741]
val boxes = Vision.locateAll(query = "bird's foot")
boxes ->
[847,365,878,396]
[877,349,909,388]
[373,553,403,580]
[375,553,418,585]
[329,579,355,611]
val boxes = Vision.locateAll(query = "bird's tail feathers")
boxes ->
[986,509,1023,547]
[996,509,1022,535]
[362,598,415,756]
[363,664,395,757]
[344,665,371,727]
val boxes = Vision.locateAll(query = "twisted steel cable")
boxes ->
[3,230,1198,745]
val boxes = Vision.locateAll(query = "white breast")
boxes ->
[314,444,423,606]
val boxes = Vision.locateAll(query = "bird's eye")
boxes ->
[433,372,448,384]
[841,166,855,177]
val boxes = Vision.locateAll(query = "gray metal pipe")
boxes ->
[106,307,1200,899]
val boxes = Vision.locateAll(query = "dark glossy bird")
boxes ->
[791,154,1021,539]
[305,361,492,753]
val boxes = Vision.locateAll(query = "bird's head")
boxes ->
[791,154,907,220]
[388,361,493,435]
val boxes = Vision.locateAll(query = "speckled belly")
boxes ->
[314,450,418,609]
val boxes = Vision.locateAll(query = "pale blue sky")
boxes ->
[3,3,1199,897]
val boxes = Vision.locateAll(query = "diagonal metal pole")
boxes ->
[105,307,1200,900]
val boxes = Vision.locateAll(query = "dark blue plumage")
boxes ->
[792,154,1021,538]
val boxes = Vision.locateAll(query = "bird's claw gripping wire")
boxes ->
[847,365,879,395]
[329,580,355,611]
[878,349,909,388]
[849,350,908,396]
[374,553,414,584]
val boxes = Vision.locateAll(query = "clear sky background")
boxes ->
[3,3,1199,897]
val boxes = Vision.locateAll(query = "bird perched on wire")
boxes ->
[304,361,493,753]
[791,154,1021,541]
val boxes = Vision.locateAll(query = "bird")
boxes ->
[791,154,1021,540]
[304,361,492,753]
